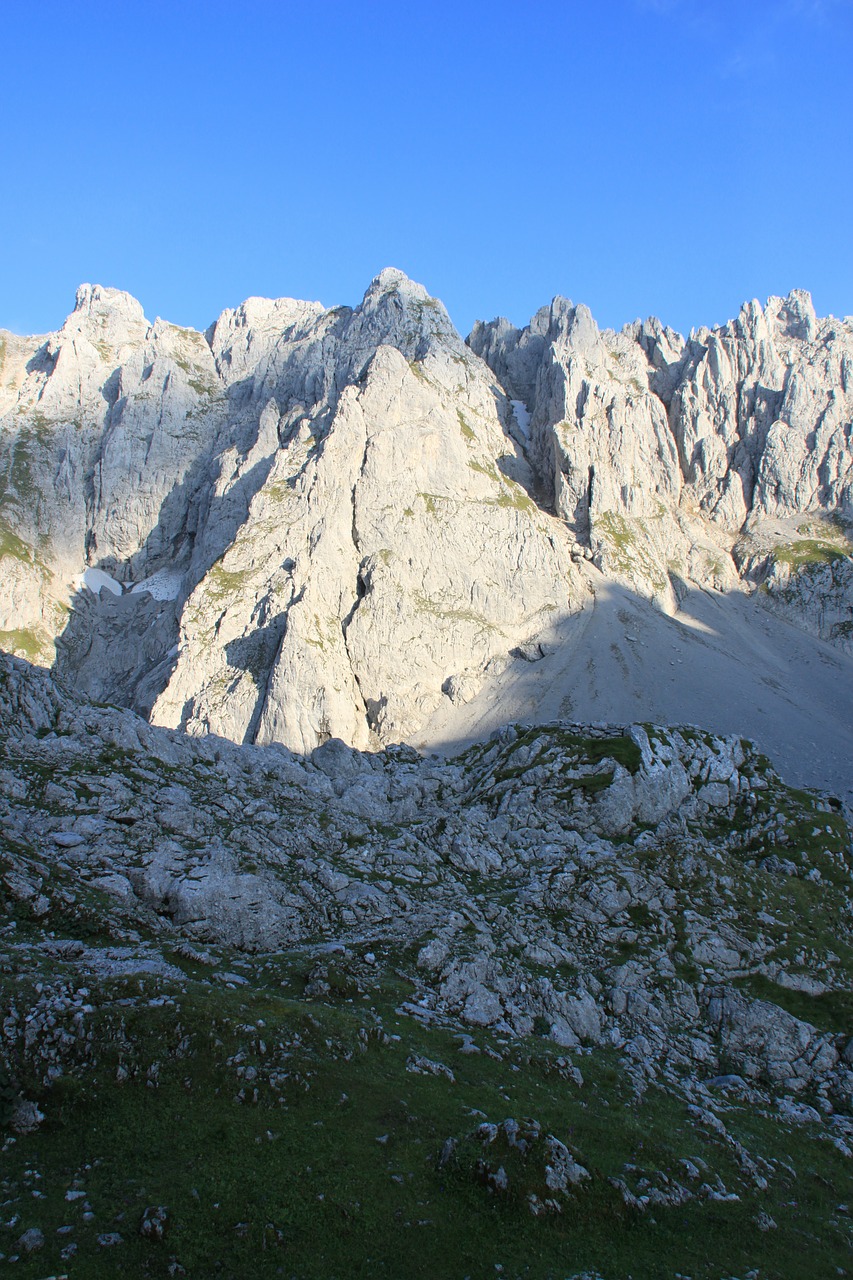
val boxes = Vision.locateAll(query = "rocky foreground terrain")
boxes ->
[1,652,851,1277]
[1,271,852,1276]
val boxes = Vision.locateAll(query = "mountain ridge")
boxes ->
[1,269,852,793]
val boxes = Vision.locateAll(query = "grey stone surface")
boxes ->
[2,650,851,1112]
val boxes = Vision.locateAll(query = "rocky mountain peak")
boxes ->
[354,267,461,361]
[365,265,427,299]
[71,282,148,326]
[766,288,818,344]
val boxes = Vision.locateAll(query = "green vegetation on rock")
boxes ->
[0,627,49,661]
[595,511,668,592]
[457,408,475,442]
[204,562,248,603]
[0,519,35,564]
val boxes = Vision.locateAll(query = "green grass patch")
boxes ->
[0,519,35,564]
[493,485,536,513]
[457,409,475,442]
[416,492,448,517]
[772,539,850,569]
[0,627,49,661]
[3,970,851,1279]
[596,512,635,552]
[595,512,668,592]
[544,729,642,775]
[733,973,853,1037]
[468,458,501,484]
[204,562,247,603]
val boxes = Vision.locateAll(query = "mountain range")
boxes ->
[2,268,852,801]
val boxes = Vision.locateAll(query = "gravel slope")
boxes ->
[418,570,853,808]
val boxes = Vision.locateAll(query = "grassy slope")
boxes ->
[2,946,851,1279]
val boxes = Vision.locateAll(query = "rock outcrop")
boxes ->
[2,650,850,1104]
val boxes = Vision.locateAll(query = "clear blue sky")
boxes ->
[1,0,851,339]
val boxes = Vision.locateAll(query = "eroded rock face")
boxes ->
[148,273,579,752]
[705,987,838,1092]
[1,271,852,750]
[0,284,229,666]
[470,286,853,613]
[2,270,587,751]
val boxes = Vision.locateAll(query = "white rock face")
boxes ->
[150,274,578,751]
[470,286,853,616]
[1,270,852,752]
[0,283,229,665]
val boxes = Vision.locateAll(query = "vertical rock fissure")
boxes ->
[245,603,294,746]
[586,464,596,541]
[339,435,372,737]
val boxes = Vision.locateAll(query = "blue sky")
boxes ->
[1,0,851,339]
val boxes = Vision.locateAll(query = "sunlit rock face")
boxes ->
[470,286,853,619]
[1,270,852,751]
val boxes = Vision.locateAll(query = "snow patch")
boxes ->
[131,570,183,602]
[510,400,531,438]
[82,568,123,597]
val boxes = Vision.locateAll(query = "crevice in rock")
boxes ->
[246,587,303,745]
[340,559,372,742]
[350,437,370,556]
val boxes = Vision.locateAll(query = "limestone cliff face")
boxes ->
[0,285,229,664]
[1,270,851,749]
[150,271,576,751]
[470,287,853,619]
